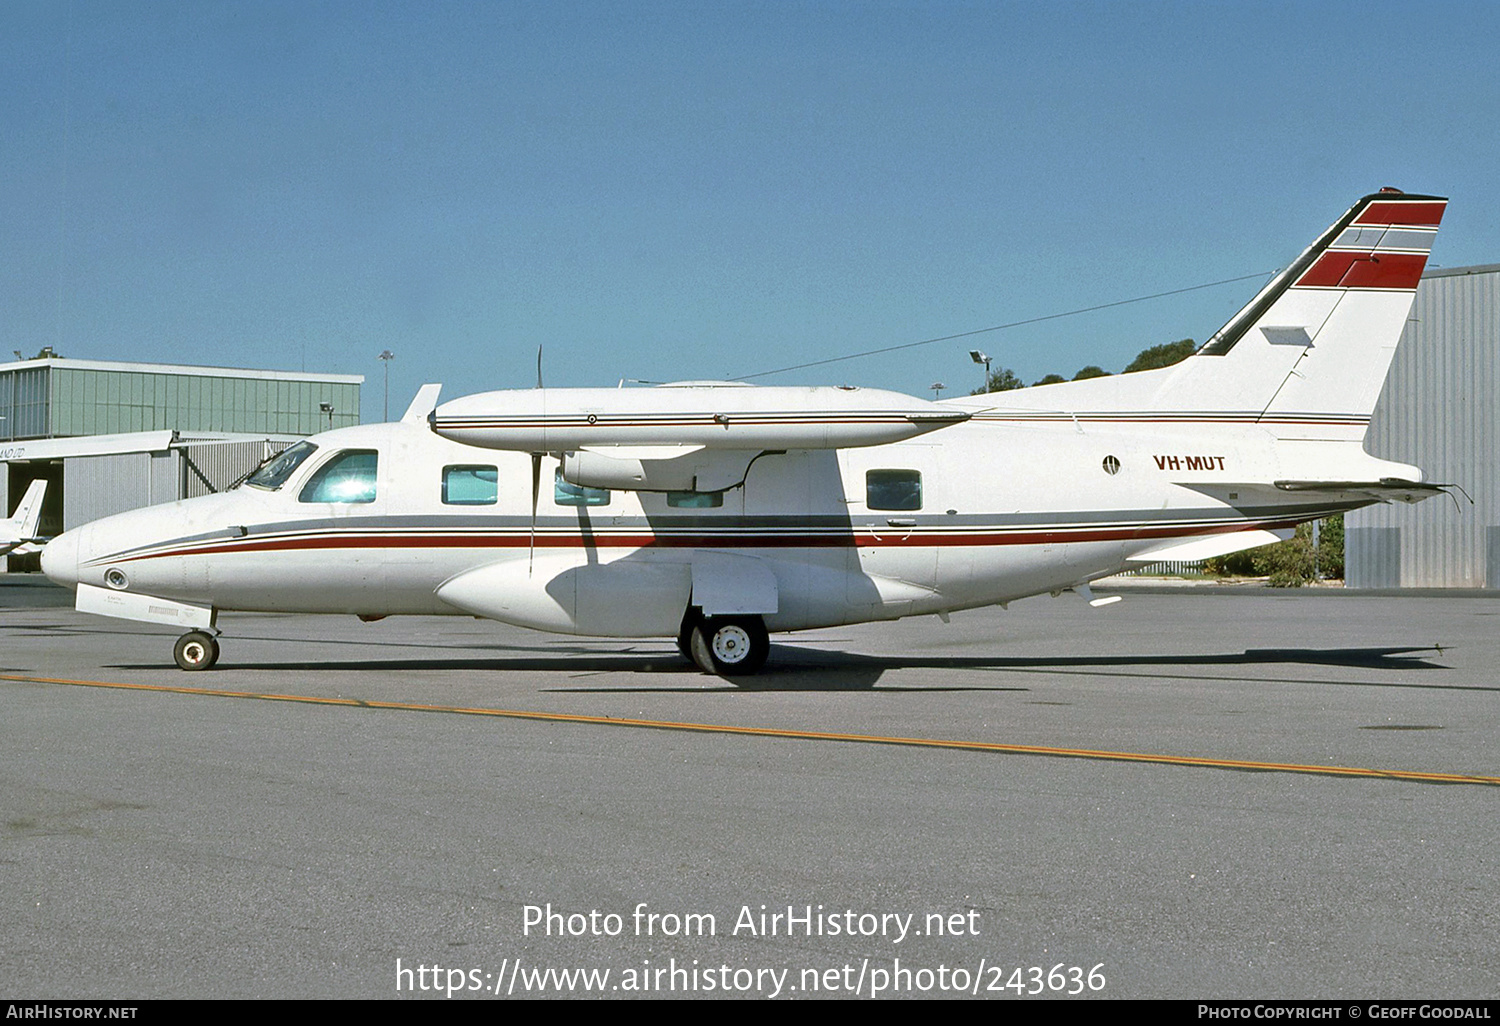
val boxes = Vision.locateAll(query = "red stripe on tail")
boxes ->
[1353,201,1447,227]
[1294,250,1430,290]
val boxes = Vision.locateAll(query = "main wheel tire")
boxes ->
[173,631,220,671]
[688,616,769,676]
[676,617,697,663]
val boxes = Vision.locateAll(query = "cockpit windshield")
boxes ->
[242,441,318,491]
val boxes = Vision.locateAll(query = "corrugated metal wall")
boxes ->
[63,452,179,530]
[0,473,9,572]
[180,439,290,498]
[58,440,295,528]
[1348,265,1500,588]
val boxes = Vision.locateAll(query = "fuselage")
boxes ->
[41,412,1374,636]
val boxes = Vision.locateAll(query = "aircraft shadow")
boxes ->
[869,646,1450,672]
[749,645,1477,693]
[100,643,1465,694]
[554,644,1460,693]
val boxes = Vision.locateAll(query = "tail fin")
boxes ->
[1,479,47,548]
[1200,189,1446,437]
[982,190,1446,440]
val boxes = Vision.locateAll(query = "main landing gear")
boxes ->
[173,630,221,671]
[679,612,770,676]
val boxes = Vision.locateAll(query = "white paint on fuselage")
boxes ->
[41,413,1396,637]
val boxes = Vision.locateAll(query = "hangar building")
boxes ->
[1348,264,1500,588]
[1,355,362,571]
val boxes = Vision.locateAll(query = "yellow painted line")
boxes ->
[5,671,1499,787]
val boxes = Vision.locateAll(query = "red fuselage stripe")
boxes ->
[102,518,1306,564]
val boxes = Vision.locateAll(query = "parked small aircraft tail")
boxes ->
[0,480,48,556]
[972,189,1446,443]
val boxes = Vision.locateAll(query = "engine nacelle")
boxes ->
[560,446,764,494]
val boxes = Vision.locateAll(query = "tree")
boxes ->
[1202,515,1344,585]
[1124,338,1197,373]
[971,367,1025,394]
[1033,373,1067,386]
[1072,365,1110,380]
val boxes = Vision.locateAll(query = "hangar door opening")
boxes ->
[5,461,62,573]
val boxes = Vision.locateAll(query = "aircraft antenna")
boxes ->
[531,345,544,573]
[731,270,1276,381]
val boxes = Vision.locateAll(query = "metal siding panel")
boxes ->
[64,453,154,530]
[0,473,8,573]
[150,452,179,505]
[180,439,290,498]
[1347,527,1401,588]
[1351,267,1499,587]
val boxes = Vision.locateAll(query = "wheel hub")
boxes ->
[711,626,751,664]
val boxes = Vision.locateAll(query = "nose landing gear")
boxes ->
[173,630,221,671]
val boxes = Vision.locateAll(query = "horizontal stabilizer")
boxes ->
[1273,479,1445,504]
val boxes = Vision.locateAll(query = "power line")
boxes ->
[732,269,1279,381]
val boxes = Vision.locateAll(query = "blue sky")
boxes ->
[5,0,1498,420]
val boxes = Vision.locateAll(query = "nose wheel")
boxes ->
[173,630,221,671]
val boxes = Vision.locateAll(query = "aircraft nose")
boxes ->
[40,525,83,588]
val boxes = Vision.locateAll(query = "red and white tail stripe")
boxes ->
[1293,194,1444,291]
[977,190,1448,441]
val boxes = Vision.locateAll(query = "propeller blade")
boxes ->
[529,452,541,576]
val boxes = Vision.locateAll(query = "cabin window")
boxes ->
[554,470,609,507]
[298,450,379,504]
[443,465,498,505]
[243,440,317,491]
[667,491,723,508]
[865,469,922,511]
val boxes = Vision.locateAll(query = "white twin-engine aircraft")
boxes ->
[42,190,1448,675]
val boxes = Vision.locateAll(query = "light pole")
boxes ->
[319,401,334,431]
[1311,518,1321,582]
[930,381,947,400]
[378,349,395,421]
[969,350,991,392]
